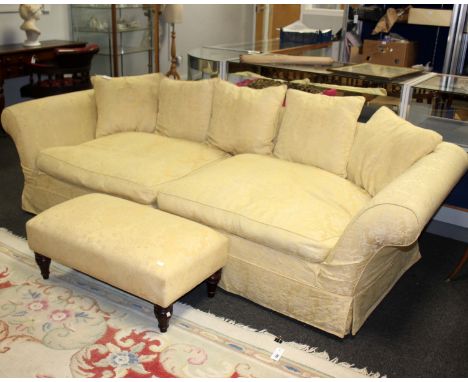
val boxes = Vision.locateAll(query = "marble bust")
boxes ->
[19,4,43,47]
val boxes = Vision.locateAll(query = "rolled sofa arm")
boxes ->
[1,89,97,172]
[329,142,468,267]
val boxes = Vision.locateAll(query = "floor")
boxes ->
[1,132,467,377]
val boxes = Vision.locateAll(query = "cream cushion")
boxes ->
[92,73,161,138]
[158,154,371,262]
[347,106,443,196]
[26,194,228,308]
[207,80,287,155]
[36,132,229,205]
[274,90,365,177]
[156,77,216,142]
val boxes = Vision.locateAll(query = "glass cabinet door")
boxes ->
[71,4,154,77]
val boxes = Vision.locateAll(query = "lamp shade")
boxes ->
[164,5,183,24]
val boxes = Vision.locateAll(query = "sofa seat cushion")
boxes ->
[158,154,371,262]
[36,132,229,205]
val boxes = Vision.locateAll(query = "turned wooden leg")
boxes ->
[206,269,222,298]
[154,304,173,333]
[34,253,51,280]
[447,247,468,281]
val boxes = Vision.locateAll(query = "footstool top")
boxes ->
[27,193,228,307]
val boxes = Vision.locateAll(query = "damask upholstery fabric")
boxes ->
[27,194,228,308]
[36,132,229,205]
[347,106,443,195]
[274,90,365,177]
[21,169,92,214]
[207,80,287,155]
[3,80,468,338]
[218,232,421,337]
[329,142,468,289]
[156,77,216,142]
[1,90,96,173]
[92,73,161,138]
[158,154,371,262]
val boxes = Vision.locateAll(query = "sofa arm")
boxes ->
[1,89,97,172]
[329,142,468,267]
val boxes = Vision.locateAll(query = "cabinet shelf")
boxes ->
[72,5,146,9]
[97,46,154,56]
[74,27,151,34]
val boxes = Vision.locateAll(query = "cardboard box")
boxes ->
[349,46,365,64]
[408,8,452,27]
[362,39,416,67]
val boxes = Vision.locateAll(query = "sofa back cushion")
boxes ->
[156,77,216,142]
[207,80,287,155]
[274,90,365,177]
[92,73,161,138]
[347,106,443,196]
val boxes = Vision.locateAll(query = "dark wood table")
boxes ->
[0,40,86,128]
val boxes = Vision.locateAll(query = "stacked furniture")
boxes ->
[2,74,467,337]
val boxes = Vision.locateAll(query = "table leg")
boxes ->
[0,76,5,132]
[446,247,468,281]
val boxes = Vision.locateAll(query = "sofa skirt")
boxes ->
[20,168,91,214]
[219,232,421,337]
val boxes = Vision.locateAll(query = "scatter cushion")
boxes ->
[274,89,365,177]
[92,73,161,138]
[156,77,216,142]
[158,154,371,262]
[207,80,287,155]
[37,132,229,204]
[347,106,443,196]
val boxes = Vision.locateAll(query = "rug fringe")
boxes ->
[0,227,27,241]
[175,302,382,378]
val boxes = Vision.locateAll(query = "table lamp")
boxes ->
[164,5,183,79]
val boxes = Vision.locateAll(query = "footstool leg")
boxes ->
[206,269,222,298]
[34,253,51,280]
[154,304,173,333]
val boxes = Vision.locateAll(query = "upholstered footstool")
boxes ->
[26,193,228,332]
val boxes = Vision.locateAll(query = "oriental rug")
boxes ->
[0,228,378,378]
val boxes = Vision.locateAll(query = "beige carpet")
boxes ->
[0,228,379,377]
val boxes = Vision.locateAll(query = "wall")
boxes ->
[159,4,254,79]
[1,4,71,106]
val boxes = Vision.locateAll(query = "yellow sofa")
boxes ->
[2,75,467,337]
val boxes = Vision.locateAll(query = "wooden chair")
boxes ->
[20,44,99,99]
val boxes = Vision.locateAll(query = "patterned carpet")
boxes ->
[0,228,378,378]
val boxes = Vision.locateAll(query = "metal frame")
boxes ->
[399,72,438,120]
[443,4,468,74]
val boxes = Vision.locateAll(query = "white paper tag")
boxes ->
[353,14,358,23]
[166,311,171,317]
[270,347,284,362]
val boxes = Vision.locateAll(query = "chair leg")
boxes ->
[446,247,468,281]
[154,304,173,333]
[206,269,222,298]
[34,253,51,279]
